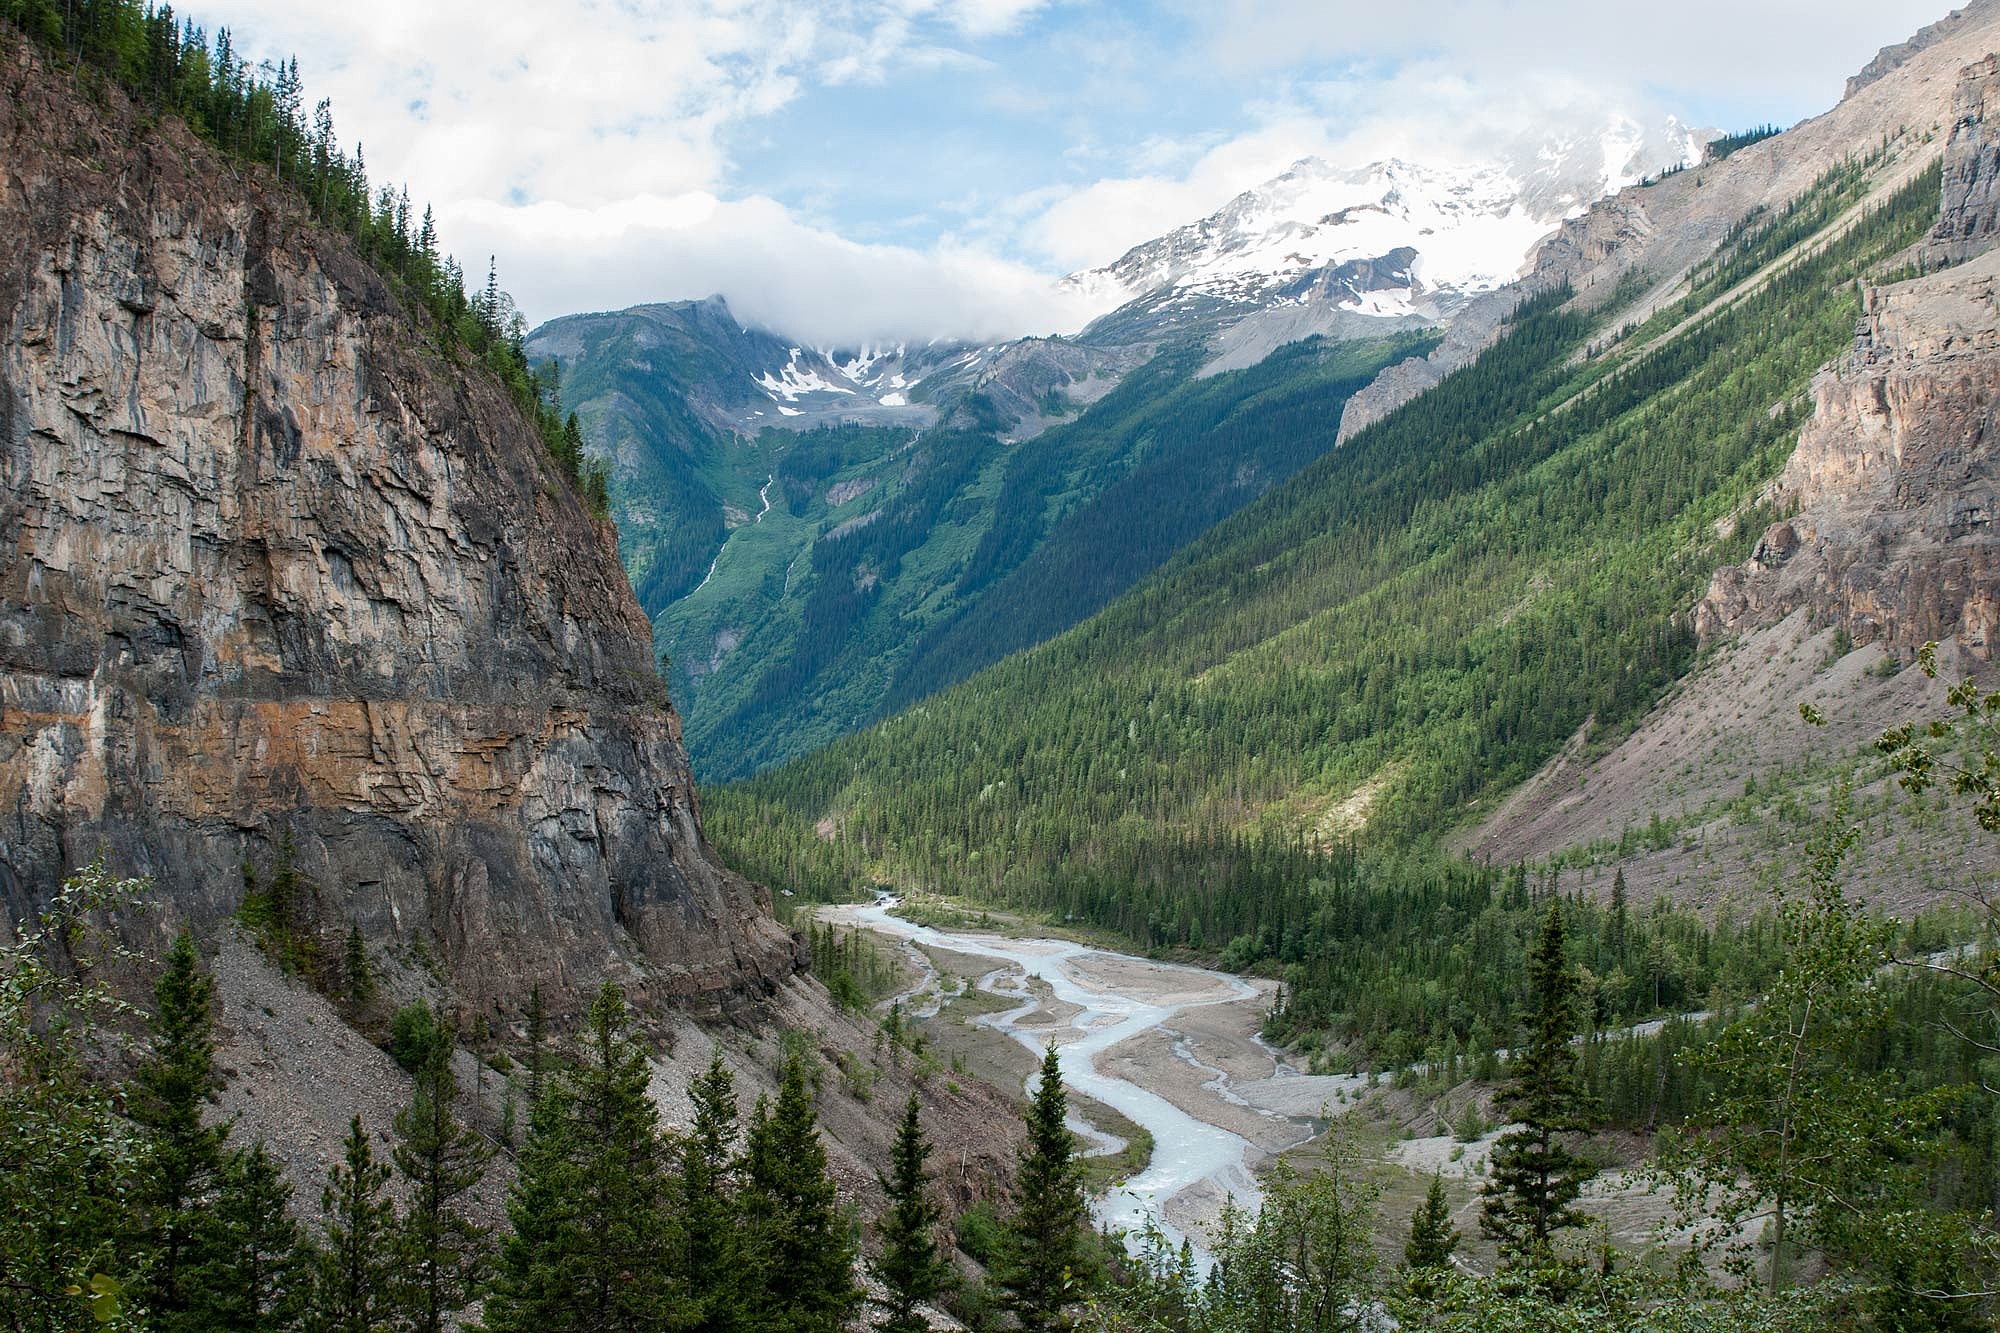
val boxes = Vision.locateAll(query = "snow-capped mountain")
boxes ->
[1068,117,1708,342]
[535,118,1709,448]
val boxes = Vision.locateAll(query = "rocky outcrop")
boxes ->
[0,35,799,1015]
[1696,91,2000,657]
[1933,54,2000,263]
[1846,2,1993,100]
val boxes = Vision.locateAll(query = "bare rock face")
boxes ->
[1846,1,1995,100]
[1696,100,2000,658]
[1933,53,2000,263]
[0,37,799,1015]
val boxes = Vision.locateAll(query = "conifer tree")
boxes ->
[485,981,680,1333]
[998,1044,1094,1333]
[523,985,549,1111]
[742,1050,860,1333]
[682,1051,748,1333]
[872,1093,951,1333]
[1607,868,1629,962]
[479,258,501,337]
[131,930,229,1330]
[392,1035,493,1333]
[1403,1172,1458,1300]
[311,1116,395,1333]
[1479,904,1596,1264]
[200,1142,304,1331]
[342,926,372,1009]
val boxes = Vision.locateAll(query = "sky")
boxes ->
[198,0,1956,345]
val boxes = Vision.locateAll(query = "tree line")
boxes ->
[0,861,1120,1333]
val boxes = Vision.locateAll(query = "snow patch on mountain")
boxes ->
[758,348,858,401]
[1068,115,1708,326]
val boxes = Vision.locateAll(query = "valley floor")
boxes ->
[823,899,1703,1273]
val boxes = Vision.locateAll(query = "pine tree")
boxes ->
[310,1117,395,1333]
[524,985,549,1111]
[742,1050,860,1333]
[872,1094,950,1333]
[484,981,681,1333]
[131,930,229,1330]
[682,1052,747,1333]
[1607,868,1628,962]
[199,1142,304,1331]
[1479,903,1596,1264]
[997,1044,1094,1333]
[342,926,372,1009]
[1403,1172,1458,1300]
[391,1035,492,1333]
[479,257,501,338]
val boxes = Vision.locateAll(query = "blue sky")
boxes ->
[201,0,1954,342]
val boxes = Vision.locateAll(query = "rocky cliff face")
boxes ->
[1696,55,2000,660]
[0,37,798,1015]
[1933,54,2000,263]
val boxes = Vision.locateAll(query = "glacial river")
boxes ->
[837,896,1331,1263]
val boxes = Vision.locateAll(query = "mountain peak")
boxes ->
[1069,117,1706,325]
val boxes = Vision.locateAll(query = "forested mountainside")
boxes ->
[713,13,1999,1059]
[538,312,1431,778]
[532,114,1701,783]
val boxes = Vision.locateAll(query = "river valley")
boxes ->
[823,897,1374,1261]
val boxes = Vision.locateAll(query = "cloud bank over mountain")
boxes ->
[201,0,1951,344]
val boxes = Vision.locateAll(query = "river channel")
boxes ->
[829,896,1367,1264]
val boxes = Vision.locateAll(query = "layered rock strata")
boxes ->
[0,36,798,1013]
[1698,56,2000,660]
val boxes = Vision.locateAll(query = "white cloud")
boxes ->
[194,0,1967,342]
[1177,0,1951,110]
[451,193,1111,346]
[945,0,1054,38]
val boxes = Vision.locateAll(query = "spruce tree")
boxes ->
[311,1116,396,1333]
[131,930,229,1330]
[524,985,549,1111]
[682,1051,748,1333]
[1403,1172,1458,1300]
[342,927,373,1009]
[1607,869,1629,963]
[1479,903,1596,1264]
[485,981,680,1333]
[742,1049,860,1333]
[199,1142,304,1331]
[481,1071,576,1333]
[872,1093,951,1333]
[998,1044,1094,1333]
[391,1035,492,1333]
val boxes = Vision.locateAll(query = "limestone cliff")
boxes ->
[1697,55,2000,660]
[0,36,799,1014]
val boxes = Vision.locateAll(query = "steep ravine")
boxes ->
[0,32,796,1017]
